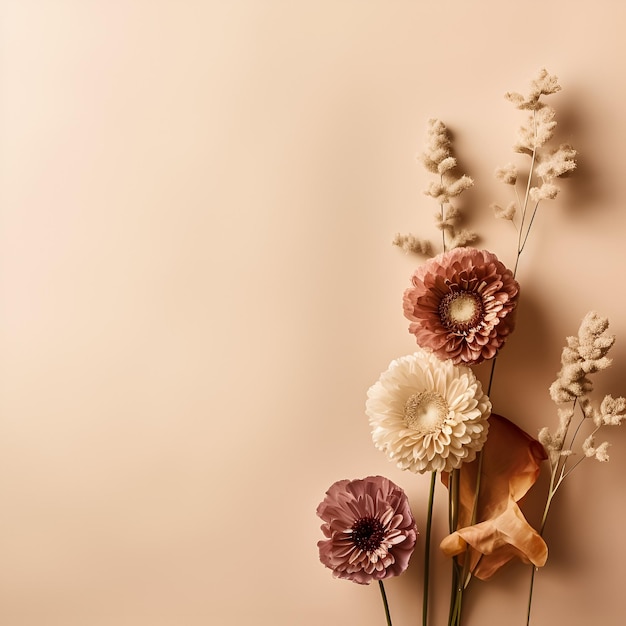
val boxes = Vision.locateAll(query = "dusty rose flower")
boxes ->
[317,476,418,584]
[403,247,519,365]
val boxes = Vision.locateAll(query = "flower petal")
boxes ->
[317,476,418,584]
[403,248,519,365]
[439,414,547,580]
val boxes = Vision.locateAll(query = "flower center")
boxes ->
[404,391,449,433]
[439,290,484,334]
[352,516,385,552]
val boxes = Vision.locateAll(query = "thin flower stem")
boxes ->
[453,449,485,625]
[526,484,555,626]
[514,185,524,220]
[450,580,464,626]
[378,580,393,626]
[513,249,521,278]
[449,470,459,533]
[525,566,538,626]
[514,110,537,277]
[563,401,585,457]
[526,405,591,625]
[469,452,484,527]
[519,201,541,254]
[447,561,460,626]
[449,355,499,626]
[559,456,586,482]
[446,358,497,626]
[487,356,498,396]
[447,471,460,626]
[445,354,500,626]
[566,417,586,453]
[422,472,437,626]
[539,481,557,532]
[520,112,537,234]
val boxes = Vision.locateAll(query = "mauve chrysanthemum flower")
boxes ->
[367,349,491,473]
[403,247,519,365]
[317,476,417,585]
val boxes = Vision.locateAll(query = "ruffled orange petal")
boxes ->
[439,414,548,580]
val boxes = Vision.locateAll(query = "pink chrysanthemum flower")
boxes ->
[403,247,519,365]
[317,476,418,585]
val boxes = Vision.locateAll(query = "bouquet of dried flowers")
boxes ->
[316,69,625,626]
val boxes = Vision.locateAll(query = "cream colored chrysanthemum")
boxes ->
[366,349,491,473]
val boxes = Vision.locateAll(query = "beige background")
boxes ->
[2,1,626,625]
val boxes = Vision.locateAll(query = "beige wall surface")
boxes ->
[2,1,626,625]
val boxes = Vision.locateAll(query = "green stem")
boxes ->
[447,560,460,626]
[445,358,497,626]
[452,449,484,626]
[448,470,459,533]
[449,578,464,626]
[422,472,436,626]
[469,451,484,528]
[378,580,393,626]
[487,356,498,396]
[447,471,460,626]
[525,567,538,626]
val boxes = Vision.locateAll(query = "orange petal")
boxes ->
[440,414,548,580]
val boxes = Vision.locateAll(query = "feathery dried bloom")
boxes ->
[423,172,474,205]
[400,119,477,253]
[495,163,518,185]
[599,395,626,426]
[366,349,491,473]
[419,118,452,173]
[491,202,516,220]
[392,233,433,256]
[316,476,418,584]
[538,407,574,465]
[437,156,457,174]
[549,312,615,403]
[505,68,561,111]
[445,175,474,198]
[403,247,519,365]
[448,229,479,248]
[582,436,610,462]
[535,144,577,179]
[494,70,575,236]
[529,183,560,202]
[542,312,623,475]
[514,106,558,154]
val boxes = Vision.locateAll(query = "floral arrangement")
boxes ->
[316,69,625,626]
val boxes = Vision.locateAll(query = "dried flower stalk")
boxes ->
[525,312,625,625]
[492,69,577,275]
[538,312,625,518]
[394,119,476,256]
